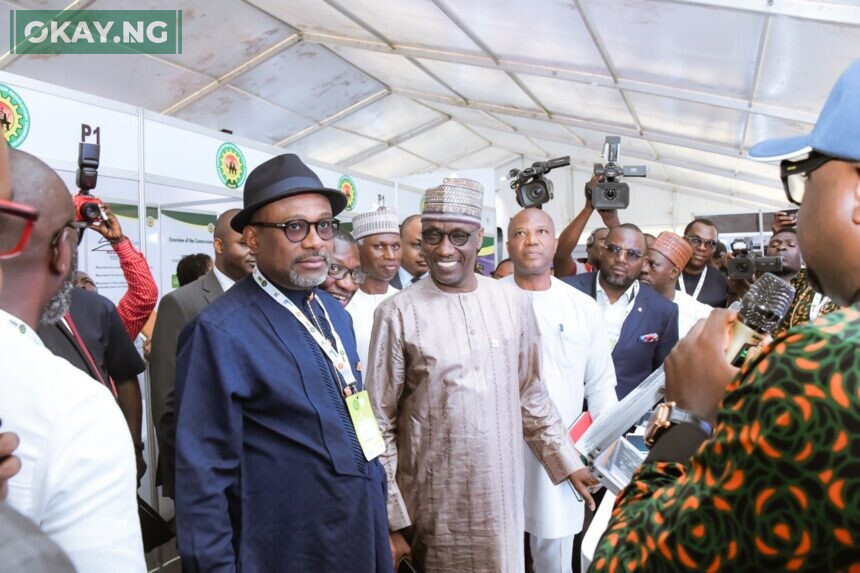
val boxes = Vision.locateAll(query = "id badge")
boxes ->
[345,390,385,461]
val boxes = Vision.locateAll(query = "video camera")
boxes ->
[589,136,646,209]
[508,156,570,208]
[727,238,782,281]
[74,142,106,224]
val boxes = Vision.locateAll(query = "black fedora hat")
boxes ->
[230,154,347,232]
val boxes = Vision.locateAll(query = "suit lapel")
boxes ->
[200,270,224,305]
[615,286,647,355]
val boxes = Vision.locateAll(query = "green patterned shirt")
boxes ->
[590,303,860,572]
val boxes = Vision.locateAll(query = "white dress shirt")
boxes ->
[346,285,398,371]
[396,266,424,289]
[673,290,712,338]
[595,277,639,351]
[212,264,236,292]
[0,309,145,573]
[505,276,618,538]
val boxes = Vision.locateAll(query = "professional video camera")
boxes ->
[508,156,570,208]
[74,142,106,224]
[727,238,782,280]
[589,136,646,209]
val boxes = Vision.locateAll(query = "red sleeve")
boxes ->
[113,238,158,339]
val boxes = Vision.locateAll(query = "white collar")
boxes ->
[212,265,236,292]
[595,275,638,304]
[0,308,44,347]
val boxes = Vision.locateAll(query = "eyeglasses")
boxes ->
[0,199,39,259]
[421,229,475,247]
[50,220,87,250]
[684,235,719,250]
[604,243,642,261]
[780,152,837,206]
[251,218,339,243]
[328,263,366,285]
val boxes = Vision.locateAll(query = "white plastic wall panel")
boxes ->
[327,46,457,96]
[627,92,745,148]
[350,146,435,179]
[468,125,548,157]
[285,127,380,165]
[174,86,315,144]
[449,146,516,169]
[442,0,608,73]
[756,18,860,114]
[581,0,762,98]
[112,0,296,77]
[5,55,212,112]
[418,100,513,130]
[398,121,488,164]
[340,0,482,53]
[743,114,811,150]
[335,95,444,141]
[415,59,540,109]
[232,43,384,122]
[516,74,636,127]
[246,0,378,42]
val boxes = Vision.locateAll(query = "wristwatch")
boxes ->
[644,402,714,448]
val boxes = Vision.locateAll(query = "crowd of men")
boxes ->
[0,60,857,573]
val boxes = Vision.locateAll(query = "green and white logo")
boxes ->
[338,175,357,212]
[0,83,30,148]
[10,10,183,55]
[216,143,247,189]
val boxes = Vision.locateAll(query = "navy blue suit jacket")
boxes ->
[174,275,392,572]
[563,272,679,399]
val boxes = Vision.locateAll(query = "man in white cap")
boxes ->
[348,206,401,369]
[366,179,582,572]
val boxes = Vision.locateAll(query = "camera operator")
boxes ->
[553,175,621,277]
[589,59,860,572]
[84,201,158,339]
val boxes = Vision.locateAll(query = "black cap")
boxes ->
[230,154,347,233]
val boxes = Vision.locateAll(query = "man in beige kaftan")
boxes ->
[365,179,581,572]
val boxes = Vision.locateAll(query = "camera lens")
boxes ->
[79,202,101,223]
[605,189,617,200]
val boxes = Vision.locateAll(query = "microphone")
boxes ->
[575,273,795,462]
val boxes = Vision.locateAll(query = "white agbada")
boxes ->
[504,276,619,538]
[346,284,398,370]
[673,290,712,338]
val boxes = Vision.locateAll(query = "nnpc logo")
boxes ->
[10,10,182,55]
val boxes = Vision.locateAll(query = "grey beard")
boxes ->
[289,270,327,288]
[39,249,77,325]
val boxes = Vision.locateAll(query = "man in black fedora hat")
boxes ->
[174,154,393,572]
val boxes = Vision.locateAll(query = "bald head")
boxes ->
[214,208,254,282]
[0,150,72,268]
[506,208,557,282]
[508,207,555,237]
[0,149,77,328]
[215,208,242,241]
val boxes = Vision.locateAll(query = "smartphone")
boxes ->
[397,557,417,573]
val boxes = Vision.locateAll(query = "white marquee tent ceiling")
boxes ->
[1,0,859,209]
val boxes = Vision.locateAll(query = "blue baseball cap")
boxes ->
[749,59,860,162]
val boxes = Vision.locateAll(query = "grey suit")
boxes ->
[149,270,224,498]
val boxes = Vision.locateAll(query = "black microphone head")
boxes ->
[738,273,796,334]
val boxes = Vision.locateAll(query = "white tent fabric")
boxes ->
[1,0,858,213]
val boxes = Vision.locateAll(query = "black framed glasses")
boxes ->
[328,263,366,284]
[50,220,87,250]
[421,229,475,247]
[0,199,39,259]
[251,218,339,243]
[604,243,642,261]
[684,235,719,250]
[780,152,837,206]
